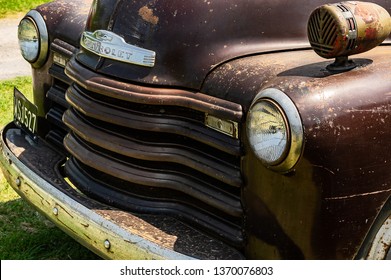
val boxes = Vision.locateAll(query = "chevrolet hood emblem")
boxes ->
[81,30,156,67]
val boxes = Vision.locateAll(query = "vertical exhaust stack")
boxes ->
[308,1,391,72]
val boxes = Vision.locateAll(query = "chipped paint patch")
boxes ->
[139,6,159,25]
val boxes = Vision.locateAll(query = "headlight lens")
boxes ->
[247,88,303,172]
[17,10,48,68]
[18,18,39,62]
[248,100,289,165]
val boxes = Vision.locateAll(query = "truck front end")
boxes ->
[1,0,391,259]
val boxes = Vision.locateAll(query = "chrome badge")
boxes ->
[81,30,156,67]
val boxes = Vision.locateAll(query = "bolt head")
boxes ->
[217,120,223,129]
[52,207,59,216]
[15,178,21,187]
[104,240,111,249]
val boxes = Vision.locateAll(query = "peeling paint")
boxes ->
[138,6,159,25]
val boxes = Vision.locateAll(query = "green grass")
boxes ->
[0,77,100,259]
[0,0,50,18]
[0,76,33,127]
[0,185,100,259]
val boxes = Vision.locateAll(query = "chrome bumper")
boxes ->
[0,123,243,260]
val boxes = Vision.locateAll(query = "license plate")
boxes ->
[14,88,38,136]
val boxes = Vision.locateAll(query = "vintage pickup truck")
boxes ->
[1,0,391,259]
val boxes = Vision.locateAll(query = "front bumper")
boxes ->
[0,123,243,260]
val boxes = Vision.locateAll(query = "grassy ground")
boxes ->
[0,77,100,259]
[0,0,50,18]
[0,77,33,127]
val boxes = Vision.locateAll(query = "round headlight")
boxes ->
[247,88,303,172]
[248,100,289,165]
[18,18,39,62]
[18,10,48,68]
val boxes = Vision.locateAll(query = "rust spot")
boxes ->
[138,6,159,25]
[354,5,376,24]
[81,222,90,228]
[365,27,378,40]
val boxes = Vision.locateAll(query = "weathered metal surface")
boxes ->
[355,196,391,259]
[366,215,391,259]
[63,132,242,217]
[36,0,93,47]
[203,45,391,259]
[64,81,241,156]
[25,0,92,133]
[10,0,391,260]
[61,59,245,246]
[64,156,244,248]
[0,124,244,259]
[65,58,243,122]
[43,37,245,250]
[76,0,391,89]
[62,108,242,187]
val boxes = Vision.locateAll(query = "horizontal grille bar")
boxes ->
[65,58,243,122]
[64,131,242,217]
[65,157,244,247]
[63,108,242,187]
[66,83,241,156]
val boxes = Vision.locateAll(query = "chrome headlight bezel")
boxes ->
[18,10,49,68]
[247,88,304,173]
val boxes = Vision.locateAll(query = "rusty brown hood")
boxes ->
[77,0,391,90]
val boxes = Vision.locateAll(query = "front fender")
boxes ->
[202,46,391,259]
